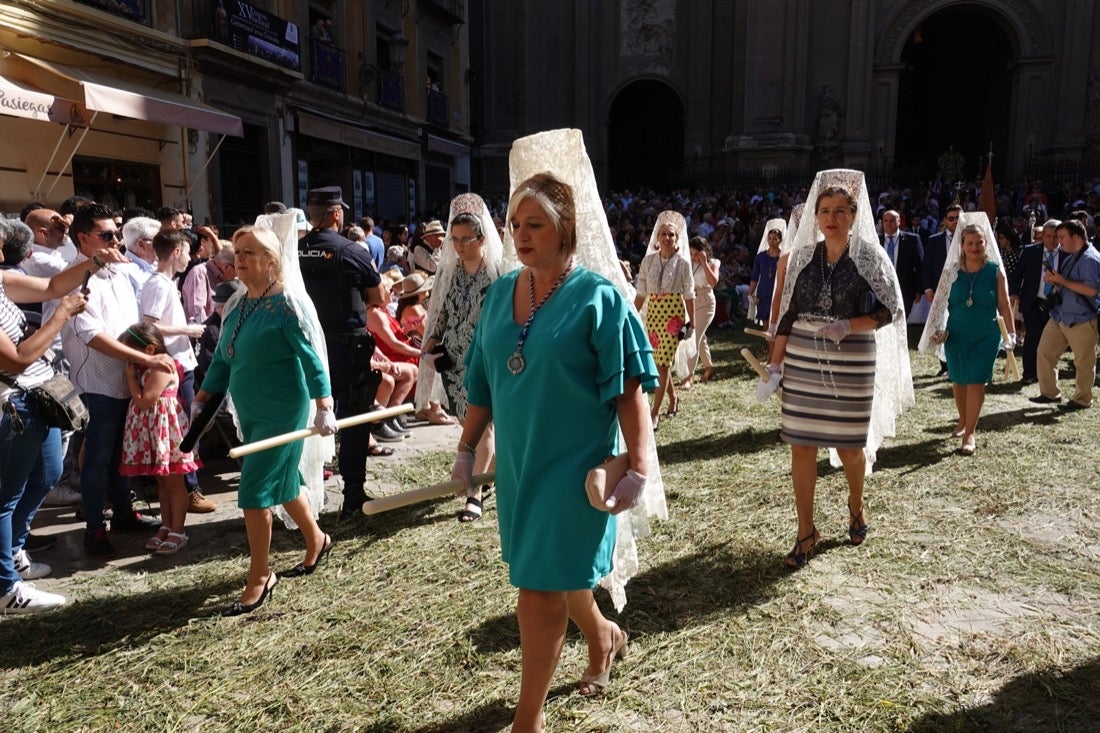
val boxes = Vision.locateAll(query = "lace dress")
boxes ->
[120,361,201,476]
[429,264,494,420]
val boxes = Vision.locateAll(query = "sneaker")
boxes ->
[110,510,160,533]
[41,484,81,506]
[1,581,66,615]
[23,533,57,552]
[12,549,51,580]
[187,490,217,514]
[83,527,115,557]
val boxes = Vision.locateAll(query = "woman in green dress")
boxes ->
[196,226,337,616]
[920,214,1016,456]
[452,171,658,732]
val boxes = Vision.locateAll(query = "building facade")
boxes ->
[0,0,473,226]
[468,0,1100,196]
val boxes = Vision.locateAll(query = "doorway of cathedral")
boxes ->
[608,80,684,192]
[895,5,1014,183]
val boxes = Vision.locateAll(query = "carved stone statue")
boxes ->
[815,84,844,143]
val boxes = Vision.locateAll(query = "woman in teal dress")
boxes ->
[196,226,338,616]
[921,217,1016,456]
[452,172,657,732]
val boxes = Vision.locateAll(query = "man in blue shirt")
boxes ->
[1030,219,1100,410]
[360,215,385,270]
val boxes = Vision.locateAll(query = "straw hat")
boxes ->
[400,272,434,297]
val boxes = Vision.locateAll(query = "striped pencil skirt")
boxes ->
[780,320,876,448]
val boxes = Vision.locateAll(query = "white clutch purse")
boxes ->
[584,454,630,512]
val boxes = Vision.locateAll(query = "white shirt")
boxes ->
[140,272,198,371]
[61,257,140,398]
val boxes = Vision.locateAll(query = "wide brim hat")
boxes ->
[421,220,445,236]
[400,272,434,296]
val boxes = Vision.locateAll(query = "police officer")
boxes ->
[299,186,383,518]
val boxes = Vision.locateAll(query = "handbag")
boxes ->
[584,453,630,512]
[0,372,89,431]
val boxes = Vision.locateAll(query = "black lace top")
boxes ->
[777,243,892,336]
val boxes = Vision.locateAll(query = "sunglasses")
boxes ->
[90,230,124,243]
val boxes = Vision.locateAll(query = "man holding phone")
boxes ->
[1011,219,1062,385]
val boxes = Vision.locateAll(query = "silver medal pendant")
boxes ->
[965,297,974,308]
[819,294,833,310]
[507,352,525,375]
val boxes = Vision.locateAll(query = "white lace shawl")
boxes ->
[221,212,334,528]
[415,193,504,411]
[918,212,1004,353]
[645,210,691,264]
[507,128,667,611]
[756,218,788,255]
[776,169,914,469]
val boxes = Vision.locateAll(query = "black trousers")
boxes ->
[1021,304,1050,380]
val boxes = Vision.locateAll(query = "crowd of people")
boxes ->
[1,148,1098,729]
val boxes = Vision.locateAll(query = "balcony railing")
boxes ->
[421,0,465,23]
[378,69,405,112]
[427,89,448,128]
[310,38,346,92]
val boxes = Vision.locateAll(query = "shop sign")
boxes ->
[213,0,301,72]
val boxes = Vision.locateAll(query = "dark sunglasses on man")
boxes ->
[90,230,124,244]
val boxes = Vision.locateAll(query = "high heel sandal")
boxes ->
[848,503,868,545]
[665,396,679,417]
[282,534,335,577]
[784,527,819,569]
[578,626,629,696]
[222,572,277,617]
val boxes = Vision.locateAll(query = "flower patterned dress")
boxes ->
[120,360,201,476]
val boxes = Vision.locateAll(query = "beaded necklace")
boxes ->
[817,243,848,311]
[508,259,574,375]
[226,279,277,358]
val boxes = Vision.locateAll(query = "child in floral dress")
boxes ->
[118,322,200,555]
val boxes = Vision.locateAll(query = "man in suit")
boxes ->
[922,204,961,375]
[880,210,924,318]
[1011,219,1062,385]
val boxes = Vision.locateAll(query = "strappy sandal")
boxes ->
[784,527,819,569]
[578,626,629,696]
[458,496,483,523]
[145,526,169,552]
[368,444,395,457]
[156,531,189,555]
[848,503,868,545]
[665,396,679,417]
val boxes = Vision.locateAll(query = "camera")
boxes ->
[1037,292,1061,315]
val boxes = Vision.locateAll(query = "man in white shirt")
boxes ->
[121,216,159,295]
[140,230,213,513]
[60,204,172,557]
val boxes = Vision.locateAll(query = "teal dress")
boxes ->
[202,293,331,509]
[465,267,657,591]
[945,261,1002,385]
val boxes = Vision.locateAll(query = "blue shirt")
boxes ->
[1052,245,1100,325]
[365,233,385,270]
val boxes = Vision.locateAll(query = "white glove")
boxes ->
[1004,333,1016,351]
[313,408,338,436]
[755,363,782,402]
[930,329,948,345]
[815,319,852,343]
[766,322,778,341]
[451,451,474,496]
[606,469,646,514]
[189,401,204,425]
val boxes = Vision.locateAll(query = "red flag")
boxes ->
[979,163,997,224]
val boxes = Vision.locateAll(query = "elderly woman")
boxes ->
[633,211,694,428]
[680,236,720,388]
[452,169,658,732]
[418,193,503,522]
[920,214,1015,455]
[766,170,912,569]
[1,218,124,613]
[195,226,337,616]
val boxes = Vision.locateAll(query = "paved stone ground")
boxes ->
[21,417,462,590]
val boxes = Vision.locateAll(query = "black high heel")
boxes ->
[848,503,868,545]
[282,534,335,578]
[784,527,819,569]
[222,572,277,617]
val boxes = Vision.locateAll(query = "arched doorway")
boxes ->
[607,80,683,191]
[895,5,1014,182]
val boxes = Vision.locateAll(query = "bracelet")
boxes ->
[457,440,476,454]
[91,255,105,270]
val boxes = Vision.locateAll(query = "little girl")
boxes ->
[118,322,201,555]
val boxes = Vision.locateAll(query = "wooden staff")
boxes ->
[362,472,496,515]
[740,348,769,381]
[744,327,773,341]
[228,404,415,459]
[997,315,1021,381]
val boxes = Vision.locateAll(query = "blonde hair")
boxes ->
[957,224,990,267]
[231,225,283,279]
[507,172,577,256]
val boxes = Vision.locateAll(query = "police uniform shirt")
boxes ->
[299,228,381,330]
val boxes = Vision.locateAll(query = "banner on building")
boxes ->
[214,0,301,72]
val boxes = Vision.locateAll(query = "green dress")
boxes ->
[202,293,331,509]
[465,267,657,590]
[945,261,1002,385]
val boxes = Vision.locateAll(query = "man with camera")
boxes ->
[1030,219,1100,410]
[1012,219,1063,385]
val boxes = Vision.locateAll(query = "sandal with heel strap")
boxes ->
[784,527,819,569]
[578,625,629,696]
[848,503,868,545]
[155,531,189,555]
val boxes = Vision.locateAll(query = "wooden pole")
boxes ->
[740,348,769,381]
[361,472,496,515]
[996,316,1021,381]
[227,404,415,459]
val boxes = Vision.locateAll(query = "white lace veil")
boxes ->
[228,211,334,528]
[646,210,691,263]
[776,169,914,469]
[787,203,806,247]
[918,211,1003,352]
[507,128,665,611]
[757,218,788,255]
[415,192,504,410]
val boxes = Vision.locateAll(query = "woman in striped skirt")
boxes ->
[766,170,912,569]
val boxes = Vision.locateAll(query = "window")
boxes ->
[71,157,161,213]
